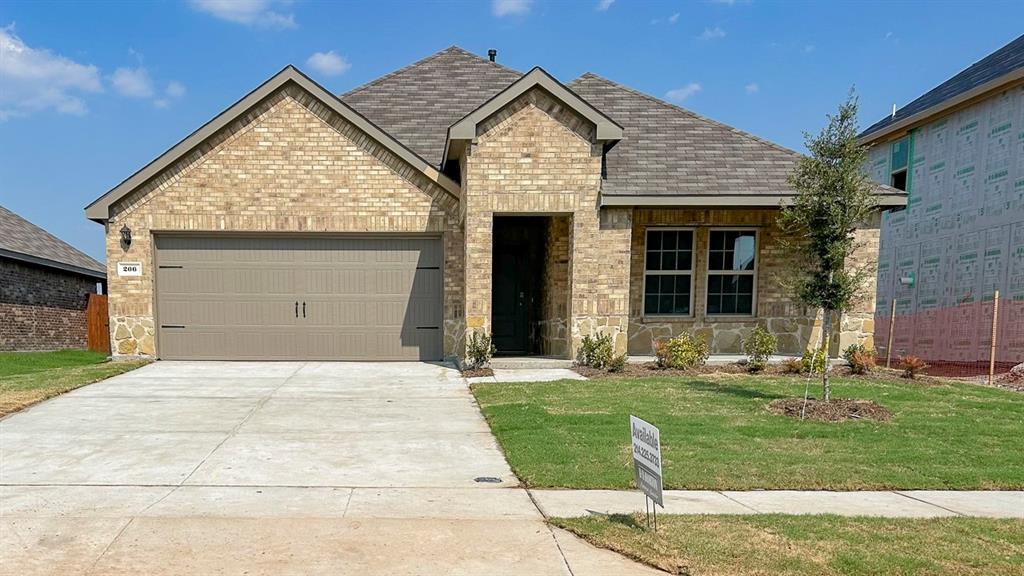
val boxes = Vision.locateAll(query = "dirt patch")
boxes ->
[461,367,494,378]
[768,398,892,422]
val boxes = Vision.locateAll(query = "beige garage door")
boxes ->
[154,236,443,361]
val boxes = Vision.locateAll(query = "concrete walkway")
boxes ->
[532,489,1024,519]
[0,361,658,576]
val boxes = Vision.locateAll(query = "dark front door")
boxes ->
[492,217,545,355]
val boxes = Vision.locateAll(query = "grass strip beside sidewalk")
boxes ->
[552,513,1024,576]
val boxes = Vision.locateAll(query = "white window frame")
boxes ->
[642,227,695,318]
[705,228,759,317]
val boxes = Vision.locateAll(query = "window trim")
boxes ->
[642,227,696,318]
[705,228,759,318]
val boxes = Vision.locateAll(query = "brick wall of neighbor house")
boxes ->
[627,209,880,356]
[105,85,464,357]
[462,87,632,357]
[0,258,97,351]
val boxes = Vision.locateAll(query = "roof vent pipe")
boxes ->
[488,49,497,62]
[891,103,897,118]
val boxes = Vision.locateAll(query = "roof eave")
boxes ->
[0,249,105,280]
[858,67,1024,144]
[85,65,461,223]
[599,193,909,209]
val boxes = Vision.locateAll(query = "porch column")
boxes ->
[569,207,633,356]
[464,210,493,342]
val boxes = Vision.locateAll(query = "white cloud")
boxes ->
[596,0,615,10]
[804,44,815,53]
[710,0,737,5]
[154,81,187,108]
[0,26,102,120]
[665,83,702,103]
[493,0,532,17]
[668,13,680,24]
[189,0,296,29]
[745,82,759,94]
[112,66,186,108]
[698,26,726,40]
[111,66,154,98]
[305,51,350,76]
[165,80,186,98]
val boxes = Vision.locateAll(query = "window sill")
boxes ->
[640,315,695,323]
[639,315,758,324]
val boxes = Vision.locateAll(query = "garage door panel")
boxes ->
[155,236,443,360]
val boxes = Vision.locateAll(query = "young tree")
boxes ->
[779,91,878,401]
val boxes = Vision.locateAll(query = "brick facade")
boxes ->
[106,86,463,357]
[461,87,631,356]
[0,258,98,351]
[628,209,880,355]
[101,80,881,361]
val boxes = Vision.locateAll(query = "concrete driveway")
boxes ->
[0,361,656,575]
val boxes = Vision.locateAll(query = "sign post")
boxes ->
[630,415,663,531]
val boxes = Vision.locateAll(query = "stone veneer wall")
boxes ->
[462,87,631,357]
[1,258,98,351]
[105,84,464,358]
[627,208,880,356]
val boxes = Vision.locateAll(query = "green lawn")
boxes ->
[552,514,1024,576]
[0,350,148,416]
[471,375,1024,490]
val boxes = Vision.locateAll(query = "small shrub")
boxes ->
[465,331,496,369]
[781,357,803,374]
[607,353,628,373]
[900,355,927,379]
[743,326,777,372]
[656,333,709,369]
[577,333,615,369]
[801,348,827,374]
[843,343,875,375]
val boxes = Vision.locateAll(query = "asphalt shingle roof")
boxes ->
[341,46,522,163]
[569,73,801,198]
[0,204,105,277]
[861,34,1024,139]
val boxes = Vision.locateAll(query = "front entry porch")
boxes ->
[491,215,571,358]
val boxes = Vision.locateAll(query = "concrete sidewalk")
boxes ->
[532,489,1024,518]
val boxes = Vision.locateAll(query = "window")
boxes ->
[706,230,756,315]
[890,137,909,191]
[643,229,693,316]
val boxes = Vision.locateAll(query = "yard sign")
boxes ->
[629,415,663,507]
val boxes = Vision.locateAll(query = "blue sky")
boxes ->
[1,0,1022,262]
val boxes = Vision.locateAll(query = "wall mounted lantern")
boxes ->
[120,224,132,247]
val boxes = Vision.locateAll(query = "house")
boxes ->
[85,47,905,361]
[860,33,1024,365]
[1,205,106,352]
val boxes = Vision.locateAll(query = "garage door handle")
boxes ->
[295,301,298,318]
[302,301,306,318]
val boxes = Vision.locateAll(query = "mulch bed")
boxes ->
[768,398,892,422]
[573,362,748,379]
[462,367,494,378]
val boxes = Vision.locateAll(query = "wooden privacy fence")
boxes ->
[86,293,110,354]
